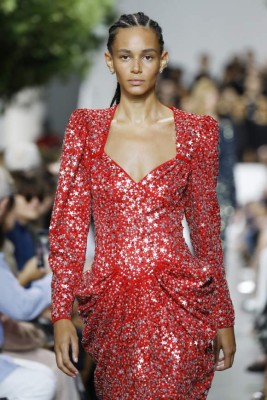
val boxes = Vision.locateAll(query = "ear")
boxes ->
[105,51,115,74]
[159,50,169,73]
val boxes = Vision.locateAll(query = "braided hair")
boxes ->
[107,12,164,106]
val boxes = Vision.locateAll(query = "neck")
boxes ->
[16,217,28,226]
[115,91,167,124]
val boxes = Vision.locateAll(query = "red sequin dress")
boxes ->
[49,105,235,400]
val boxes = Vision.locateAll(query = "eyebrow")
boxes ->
[116,48,158,54]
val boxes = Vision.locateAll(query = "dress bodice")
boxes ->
[48,106,235,339]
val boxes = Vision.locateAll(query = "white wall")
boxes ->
[78,0,267,108]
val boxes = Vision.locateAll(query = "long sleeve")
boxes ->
[184,115,235,329]
[48,109,92,323]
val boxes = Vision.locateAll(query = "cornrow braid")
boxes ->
[107,12,164,106]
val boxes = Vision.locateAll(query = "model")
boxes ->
[49,12,236,400]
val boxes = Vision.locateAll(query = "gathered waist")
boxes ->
[76,256,218,342]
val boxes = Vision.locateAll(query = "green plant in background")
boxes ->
[0,0,116,101]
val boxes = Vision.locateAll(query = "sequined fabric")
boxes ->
[49,106,235,399]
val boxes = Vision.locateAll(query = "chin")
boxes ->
[127,86,153,97]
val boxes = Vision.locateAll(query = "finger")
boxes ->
[215,362,224,369]
[38,268,46,276]
[213,345,221,365]
[61,343,79,376]
[71,334,79,364]
[216,351,232,371]
[215,357,225,370]
[55,347,76,377]
[57,342,78,377]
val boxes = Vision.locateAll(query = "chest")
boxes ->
[103,120,177,184]
[86,107,201,192]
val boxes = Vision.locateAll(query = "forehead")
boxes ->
[113,26,160,51]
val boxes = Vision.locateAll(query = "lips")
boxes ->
[128,79,144,85]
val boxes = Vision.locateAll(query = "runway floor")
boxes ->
[208,244,263,400]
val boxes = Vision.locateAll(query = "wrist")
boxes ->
[18,271,30,286]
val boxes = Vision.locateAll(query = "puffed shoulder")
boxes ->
[173,108,219,137]
[64,109,92,139]
[68,108,94,119]
[66,108,93,129]
[66,107,113,126]
[199,115,219,152]
[69,106,116,118]
[171,108,219,159]
[201,114,219,138]
[66,106,116,132]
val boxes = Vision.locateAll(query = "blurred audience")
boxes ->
[0,166,56,400]
[0,166,85,399]
[4,142,42,176]
[5,173,46,272]
[157,49,267,162]
[156,50,267,400]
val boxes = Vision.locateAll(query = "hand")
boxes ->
[213,327,236,371]
[53,319,79,377]
[18,256,46,286]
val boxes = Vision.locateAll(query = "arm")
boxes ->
[48,109,91,324]
[0,258,51,321]
[48,109,91,377]
[184,116,235,329]
[184,116,236,370]
[17,256,46,286]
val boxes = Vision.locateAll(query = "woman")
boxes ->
[49,12,236,399]
[0,166,56,400]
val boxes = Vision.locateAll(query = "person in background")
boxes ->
[0,166,56,400]
[5,172,46,272]
[0,165,84,400]
[184,77,237,243]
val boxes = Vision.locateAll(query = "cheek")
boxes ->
[20,207,40,220]
[15,199,39,219]
[113,60,128,72]
[113,65,128,82]
[144,60,161,75]
[14,197,25,212]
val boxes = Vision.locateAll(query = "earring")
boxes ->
[110,70,115,75]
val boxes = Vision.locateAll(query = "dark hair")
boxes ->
[0,195,14,250]
[107,12,164,106]
[11,172,47,200]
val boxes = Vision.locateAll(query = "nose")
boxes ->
[131,57,142,74]
[30,196,41,206]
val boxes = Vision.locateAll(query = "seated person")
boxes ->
[5,172,48,272]
[0,166,82,400]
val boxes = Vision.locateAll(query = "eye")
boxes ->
[143,55,153,61]
[119,55,130,61]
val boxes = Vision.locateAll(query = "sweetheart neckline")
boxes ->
[101,105,182,185]
[102,151,179,184]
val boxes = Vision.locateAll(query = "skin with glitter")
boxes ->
[49,12,236,400]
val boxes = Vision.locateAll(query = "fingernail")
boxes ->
[74,357,78,363]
